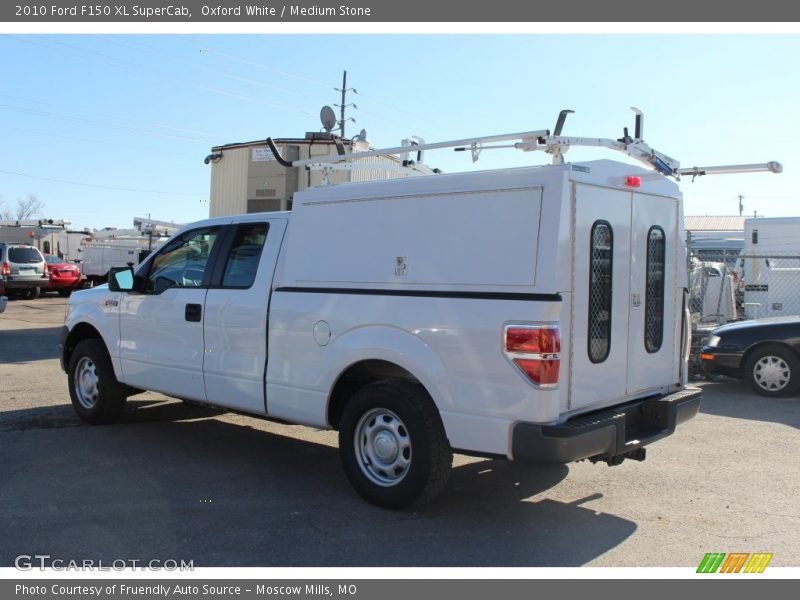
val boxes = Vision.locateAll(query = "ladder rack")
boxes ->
[265,108,782,184]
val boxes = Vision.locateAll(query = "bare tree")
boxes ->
[14,194,45,220]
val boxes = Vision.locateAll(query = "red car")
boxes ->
[43,255,83,297]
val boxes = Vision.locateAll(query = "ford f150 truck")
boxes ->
[59,115,779,508]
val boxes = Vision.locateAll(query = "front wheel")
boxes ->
[744,345,800,398]
[68,338,128,424]
[338,380,452,509]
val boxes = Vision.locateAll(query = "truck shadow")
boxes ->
[0,401,636,567]
[699,380,800,430]
[0,326,63,364]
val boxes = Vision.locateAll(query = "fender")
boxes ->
[322,325,454,414]
[265,324,454,428]
[64,288,123,377]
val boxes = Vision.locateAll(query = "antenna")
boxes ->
[320,106,336,133]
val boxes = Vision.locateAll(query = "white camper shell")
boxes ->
[60,110,780,508]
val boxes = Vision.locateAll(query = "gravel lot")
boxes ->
[1,295,799,567]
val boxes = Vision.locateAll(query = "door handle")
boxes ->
[185,303,202,322]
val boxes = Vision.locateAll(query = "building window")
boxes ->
[588,221,613,363]
[645,226,666,353]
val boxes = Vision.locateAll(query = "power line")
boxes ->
[105,36,333,106]
[0,125,200,159]
[0,169,204,196]
[5,35,313,117]
[0,103,216,144]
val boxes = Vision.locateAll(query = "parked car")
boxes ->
[701,317,800,397]
[0,243,48,299]
[43,254,83,297]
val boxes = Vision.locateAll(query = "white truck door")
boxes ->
[203,218,287,414]
[118,226,224,401]
[625,193,679,394]
[569,184,632,409]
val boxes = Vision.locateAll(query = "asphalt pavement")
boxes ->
[1,295,798,567]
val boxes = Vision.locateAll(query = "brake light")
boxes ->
[625,176,642,187]
[1,262,9,277]
[504,324,561,387]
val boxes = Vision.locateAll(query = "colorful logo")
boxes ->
[697,552,773,573]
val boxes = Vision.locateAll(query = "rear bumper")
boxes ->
[46,277,83,290]
[4,278,48,289]
[511,387,702,464]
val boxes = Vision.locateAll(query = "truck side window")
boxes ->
[588,221,613,363]
[146,227,221,293]
[221,223,269,289]
[645,226,666,353]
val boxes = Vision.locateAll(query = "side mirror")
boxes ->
[108,266,134,292]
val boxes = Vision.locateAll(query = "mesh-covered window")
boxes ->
[645,226,666,353]
[588,221,613,363]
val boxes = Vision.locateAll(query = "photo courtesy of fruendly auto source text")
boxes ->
[0,0,798,597]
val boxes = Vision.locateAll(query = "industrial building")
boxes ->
[206,132,404,217]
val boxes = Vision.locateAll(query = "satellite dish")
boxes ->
[320,105,336,132]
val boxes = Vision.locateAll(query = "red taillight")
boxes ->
[504,325,561,387]
[1,262,9,276]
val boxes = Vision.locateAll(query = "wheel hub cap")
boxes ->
[754,356,790,391]
[373,431,399,462]
[74,357,99,409]
[354,408,412,487]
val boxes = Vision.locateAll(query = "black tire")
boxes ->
[67,338,128,424]
[27,287,41,299]
[58,289,73,297]
[744,344,800,398]
[338,380,452,510]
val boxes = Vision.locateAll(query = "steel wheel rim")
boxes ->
[754,355,790,392]
[354,408,412,487]
[74,357,100,410]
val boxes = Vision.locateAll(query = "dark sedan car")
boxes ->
[701,317,800,397]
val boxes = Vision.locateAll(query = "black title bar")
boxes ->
[4,0,800,22]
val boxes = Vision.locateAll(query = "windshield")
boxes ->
[9,247,43,264]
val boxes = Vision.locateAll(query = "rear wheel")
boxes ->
[68,338,128,424]
[338,380,452,509]
[744,345,800,397]
[26,287,41,299]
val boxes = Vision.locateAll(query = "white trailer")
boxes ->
[741,217,800,318]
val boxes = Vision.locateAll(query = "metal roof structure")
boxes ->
[684,215,748,232]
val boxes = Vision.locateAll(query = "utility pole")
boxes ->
[334,70,357,138]
[738,194,744,216]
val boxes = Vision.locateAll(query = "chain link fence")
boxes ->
[687,246,800,379]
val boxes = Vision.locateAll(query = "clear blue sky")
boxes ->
[1,34,797,230]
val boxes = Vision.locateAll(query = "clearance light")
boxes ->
[504,324,561,387]
[700,353,716,361]
[625,176,642,187]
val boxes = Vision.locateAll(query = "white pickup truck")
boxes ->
[59,118,778,508]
